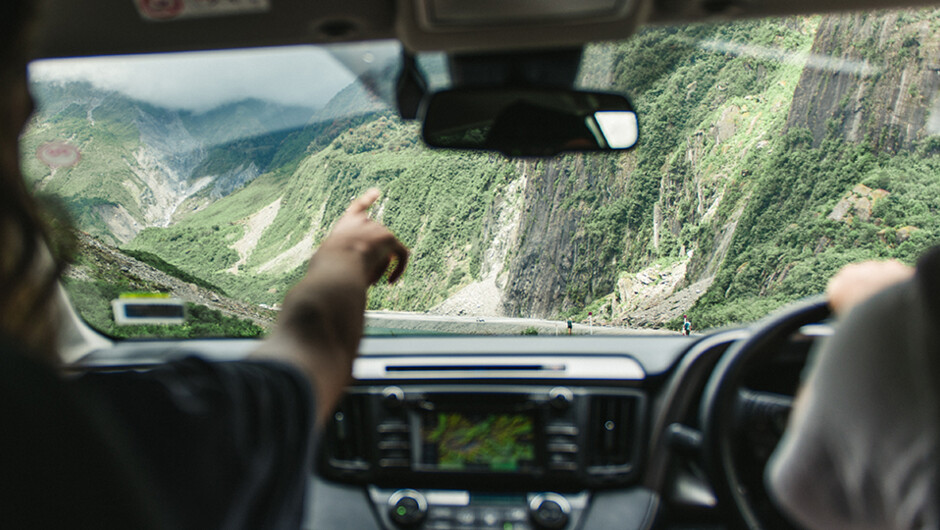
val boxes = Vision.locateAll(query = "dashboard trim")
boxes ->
[353,354,646,380]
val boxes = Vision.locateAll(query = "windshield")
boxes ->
[22,9,940,339]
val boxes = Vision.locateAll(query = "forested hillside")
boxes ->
[21,82,317,243]
[25,9,940,332]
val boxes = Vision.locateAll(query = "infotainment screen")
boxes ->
[419,412,536,472]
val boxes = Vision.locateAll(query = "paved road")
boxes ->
[364,311,675,336]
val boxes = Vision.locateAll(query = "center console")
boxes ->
[319,384,646,529]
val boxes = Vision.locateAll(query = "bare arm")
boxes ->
[250,188,408,426]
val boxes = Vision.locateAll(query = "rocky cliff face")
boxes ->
[42,10,940,330]
[502,156,619,318]
[495,9,940,326]
[787,11,940,151]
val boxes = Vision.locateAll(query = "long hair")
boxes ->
[0,0,69,363]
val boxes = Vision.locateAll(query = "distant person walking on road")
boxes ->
[682,315,692,336]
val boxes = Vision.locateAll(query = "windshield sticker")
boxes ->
[36,141,81,169]
[135,0,271,22]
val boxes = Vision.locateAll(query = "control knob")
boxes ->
[529,493,571,529]
[388,489,427,528]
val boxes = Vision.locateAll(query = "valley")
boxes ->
[22,9,940,336]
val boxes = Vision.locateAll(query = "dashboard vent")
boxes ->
[324,394,371,472]
[586,395,636,474]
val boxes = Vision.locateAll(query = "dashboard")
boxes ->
[75,330,818,530]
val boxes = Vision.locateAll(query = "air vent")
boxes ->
[586,395,637,474]
[324,394,371,472]
[375,419,412,469]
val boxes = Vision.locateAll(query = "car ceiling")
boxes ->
[34,0,940,60]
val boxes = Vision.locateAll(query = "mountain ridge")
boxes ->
[25,10,940,332]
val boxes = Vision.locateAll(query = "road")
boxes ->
[364,311,676,336]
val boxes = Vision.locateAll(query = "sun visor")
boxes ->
[397,0,651,52]
[134,0,271,22]
[428,0,624,25]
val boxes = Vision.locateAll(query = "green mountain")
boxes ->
[30,9,940,331]
[21,81,318,244]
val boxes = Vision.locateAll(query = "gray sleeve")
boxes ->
[766,279,939,530]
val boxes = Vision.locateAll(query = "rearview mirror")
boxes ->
[422,88,639,157]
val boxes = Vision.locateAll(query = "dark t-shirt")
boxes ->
[0,345,316,530]
[0,341,165,529]
[75,356,317,530]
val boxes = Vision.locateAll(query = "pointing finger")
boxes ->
[346,188,381,215]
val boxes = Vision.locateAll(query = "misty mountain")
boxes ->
[22,80,318,243]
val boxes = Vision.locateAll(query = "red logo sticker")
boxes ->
[138,0,185,20]
[37,141,82,169]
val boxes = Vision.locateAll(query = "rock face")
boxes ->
[786,12,940,151]
[501,157,616,318]
[827,183,889,223]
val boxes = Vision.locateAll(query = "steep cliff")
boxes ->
[32,9,940,330]
[786,11,940,151]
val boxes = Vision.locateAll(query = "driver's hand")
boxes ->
[826,260,913,316]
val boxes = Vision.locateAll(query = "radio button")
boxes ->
[481,509,500,526]
[430,506,456,519]
[505,507,529,521]
[455,508,476,525]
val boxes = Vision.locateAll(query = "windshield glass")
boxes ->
[22,9,940,338]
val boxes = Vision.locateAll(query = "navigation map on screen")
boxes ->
[421,412,535,472]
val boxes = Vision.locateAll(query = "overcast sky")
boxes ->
[28,45,396,112]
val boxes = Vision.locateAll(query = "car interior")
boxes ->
[24,0,940,528]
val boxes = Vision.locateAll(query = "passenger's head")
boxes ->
[0,0,64,362]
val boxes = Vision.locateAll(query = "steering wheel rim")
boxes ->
[699,295,830,529]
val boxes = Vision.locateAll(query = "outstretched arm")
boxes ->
[251,188,408,426]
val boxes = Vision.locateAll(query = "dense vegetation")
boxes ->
[25,8,940,335]
[64,278,264,339]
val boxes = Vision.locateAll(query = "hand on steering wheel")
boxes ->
[699,296,830,530]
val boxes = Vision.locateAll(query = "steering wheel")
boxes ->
[699,296,830,529]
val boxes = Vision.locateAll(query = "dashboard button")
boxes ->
[529,494,570,529]
[388,490,428,528]
[548,387,574,411]
[430,506,456,519]
[505,507,528,521]
[481,509,500,526]
[455,508,476,525]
